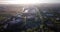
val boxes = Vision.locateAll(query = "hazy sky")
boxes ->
[0,0,60,4]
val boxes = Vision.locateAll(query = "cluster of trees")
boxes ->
[0,14,41,32]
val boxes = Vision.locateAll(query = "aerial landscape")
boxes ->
[0,3,60,32]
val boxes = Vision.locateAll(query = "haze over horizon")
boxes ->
[0,0,60,4]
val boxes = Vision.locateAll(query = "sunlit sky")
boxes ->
[0,0,60,4]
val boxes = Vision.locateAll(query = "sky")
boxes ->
[0,0,60,4]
